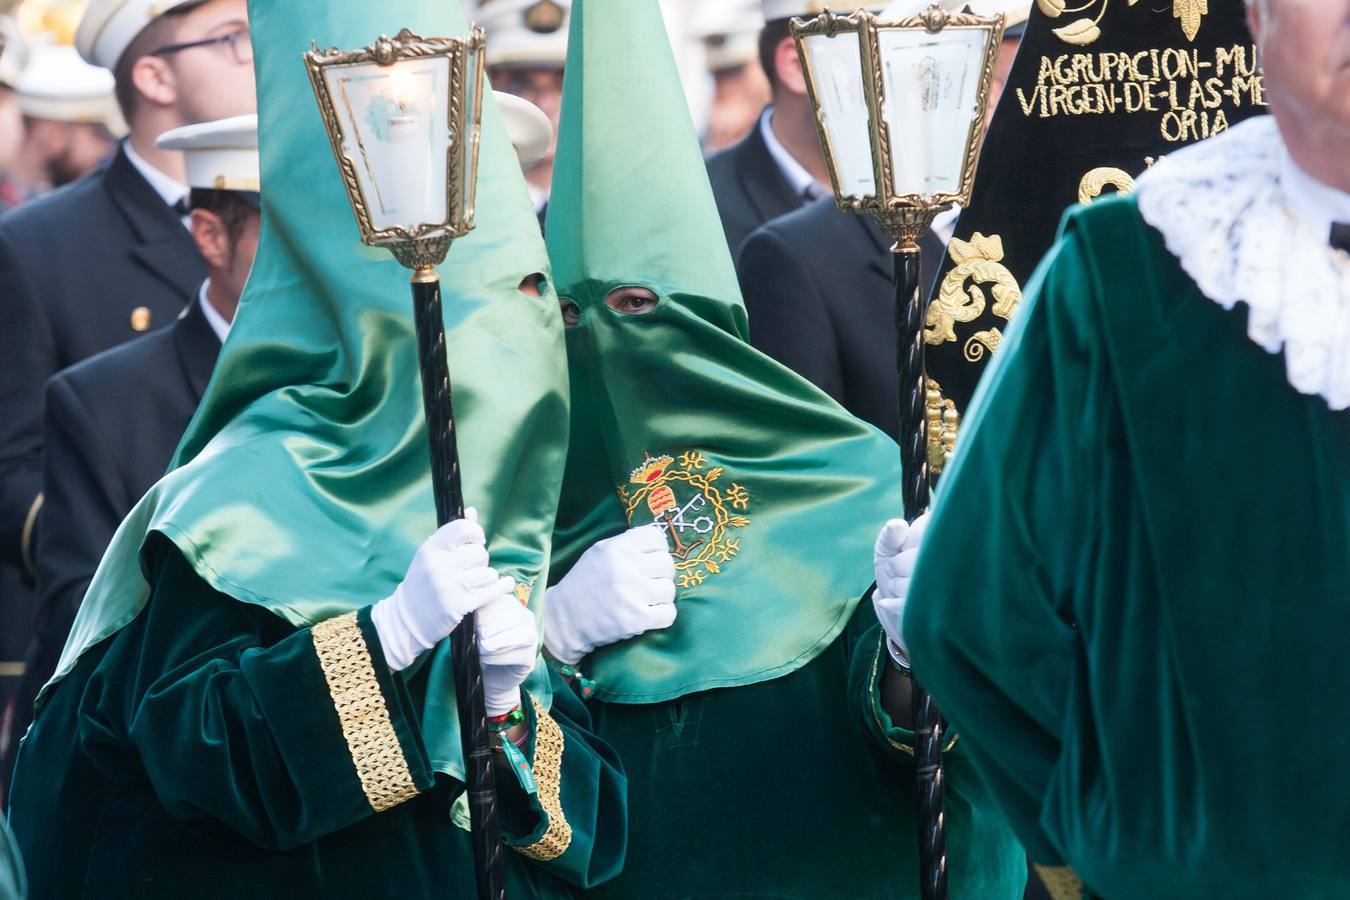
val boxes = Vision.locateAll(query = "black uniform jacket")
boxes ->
[0,145,206,572]
[705,111,805,258]
[6,296,220,782]
[736,196,946,440]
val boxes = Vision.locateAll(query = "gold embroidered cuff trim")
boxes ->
[513,696,573,862]
[868,633,959,755]
[20,492,43,578]
[312,612,420,813]
[1034,865,1085,900]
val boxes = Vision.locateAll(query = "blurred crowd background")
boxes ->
[0,0,770,214]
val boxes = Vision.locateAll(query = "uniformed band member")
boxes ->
[705,0,878,256]
[475,0,570,215]
[0,0,256,784]
[9,114,260,789]
[735,0,1027,439]
[545,1,1024,896]
[904,0,1350,897]
[6,0,625,893]
[12,43,122,194]
[692,0,769,152]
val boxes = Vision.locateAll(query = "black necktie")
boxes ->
[173,197,191,217]
[1331,222,1350,254]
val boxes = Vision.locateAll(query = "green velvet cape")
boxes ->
[907,195,1350,899]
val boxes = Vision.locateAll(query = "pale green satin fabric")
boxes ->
[547,0,902,703]
[45,0,569,780]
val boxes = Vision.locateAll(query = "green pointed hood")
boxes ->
[544,0,745,340]
[547,0,902,703]
[45,0,569,779]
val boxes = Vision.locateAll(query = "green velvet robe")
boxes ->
[576,606,1025,899]
[906,196,1350,899]
[7,538,626,899]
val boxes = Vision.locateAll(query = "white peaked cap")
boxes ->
[692,0,762,72]
[0,15,29,88]
[496,90,553,170]
[762,1,883,23]
[880,1,1029,26]
[956,0,1031,28]
[473,0,570,68]
[76,0,201,70]
[17,43,122,130]
[157,113,259,192]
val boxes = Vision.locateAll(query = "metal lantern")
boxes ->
[306,27,486,272]
[792,6,1005,900]
[793,4,1003,244]
[307,27,505,900]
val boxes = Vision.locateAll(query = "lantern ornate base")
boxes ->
[875,205,946,253]
[390,236,453,273]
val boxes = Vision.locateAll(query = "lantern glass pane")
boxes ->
[323,54,452,232]
[458,42,482,224]
[876,26,987,197]
[801,30,876,198]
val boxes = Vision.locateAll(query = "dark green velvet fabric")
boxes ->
[907,196,1350,899]
[579,606,1025,899]
[8,539,626,898]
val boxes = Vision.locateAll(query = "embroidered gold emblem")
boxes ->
[523,0,565,34]
[618,452,751,591]
[130,306,152,332]
[926,232,1023,364]
[1039,0,1207,45]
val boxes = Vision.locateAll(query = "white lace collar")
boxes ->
[1135,116,1350,411]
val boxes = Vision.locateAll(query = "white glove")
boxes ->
[475,593,540,716]
[543,524,677,665]
[372,509,517,672]
[872,513,930,665]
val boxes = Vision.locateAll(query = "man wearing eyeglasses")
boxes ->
[0,0,255,791]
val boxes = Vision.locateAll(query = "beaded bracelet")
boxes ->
[487,705,526,733]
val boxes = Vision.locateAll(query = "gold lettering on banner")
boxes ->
[1013,42,1265,142]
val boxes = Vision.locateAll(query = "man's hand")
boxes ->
[372,509,517,672]
[543,524,677,665]
[872,513,930,665]
[476,593,540,716]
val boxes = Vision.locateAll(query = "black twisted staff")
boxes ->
[411,269,506,900]
[893,245,949,900]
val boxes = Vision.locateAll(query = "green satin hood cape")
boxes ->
[42,0,569,780]
[546,0,901,704]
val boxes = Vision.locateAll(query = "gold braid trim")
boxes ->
[513,696,573,862]
[1034,865,1086,900]
[312,612,420,813]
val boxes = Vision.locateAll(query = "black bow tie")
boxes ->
[1332,222,1350,254]
[173,197,191,217]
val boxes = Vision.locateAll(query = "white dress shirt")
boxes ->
[760,107,830,201]
[123,139,191,227]
[1281,150,1350,240]
[198,280,231,344]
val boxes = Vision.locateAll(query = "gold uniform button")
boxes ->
[130,306,152,332]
